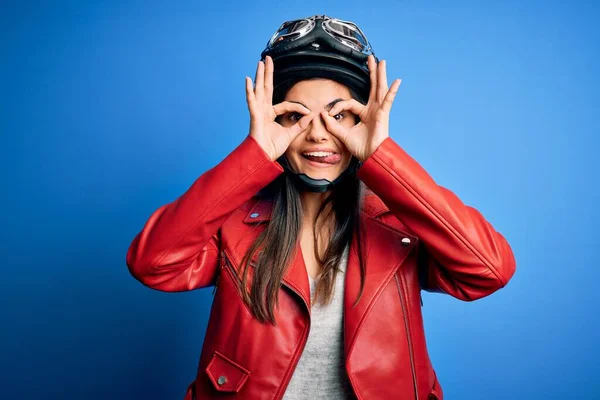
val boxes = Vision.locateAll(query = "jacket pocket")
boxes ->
[205,350,251,393]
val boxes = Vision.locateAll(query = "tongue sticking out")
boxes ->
[303,154,341,165]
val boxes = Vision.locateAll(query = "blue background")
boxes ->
[2,1,598,399]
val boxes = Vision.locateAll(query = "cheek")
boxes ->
[285,136,302,157]
[284,142,302,169]
[283,147,295,164]
[334,140,351,158]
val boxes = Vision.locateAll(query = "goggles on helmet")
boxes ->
[264,15,374,56]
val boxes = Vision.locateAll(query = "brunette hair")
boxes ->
[238,78,369,325]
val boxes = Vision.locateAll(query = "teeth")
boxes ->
[303,151,333,157]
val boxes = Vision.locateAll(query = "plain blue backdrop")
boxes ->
[2,1,598,399]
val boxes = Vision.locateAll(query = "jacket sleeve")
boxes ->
[126,135,284,292]
[356,137,516,301]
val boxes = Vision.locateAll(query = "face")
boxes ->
[280,79,357,183]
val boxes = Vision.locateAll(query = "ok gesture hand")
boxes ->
[320,55,402,162]
[246,56,315,161]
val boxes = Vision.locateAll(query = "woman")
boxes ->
[126,15,516,400]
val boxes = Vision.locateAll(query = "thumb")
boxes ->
[287,112,315,137]
[320,111,348,142]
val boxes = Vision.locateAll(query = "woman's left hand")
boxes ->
[321,55,401,162]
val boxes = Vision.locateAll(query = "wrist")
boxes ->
[362,137,388,162]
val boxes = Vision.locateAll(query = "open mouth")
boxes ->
[301,151,341,165]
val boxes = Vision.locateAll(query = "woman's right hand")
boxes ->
[245,55,315,161]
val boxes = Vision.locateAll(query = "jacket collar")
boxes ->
[242,189,390,224]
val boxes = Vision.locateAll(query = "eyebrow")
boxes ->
[288,98,345,112]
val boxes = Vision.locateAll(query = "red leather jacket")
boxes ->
[126,135,516,400]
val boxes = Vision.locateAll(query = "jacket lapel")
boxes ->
[242,198,312,309]
[241,194,418,335]
[342,214,418,357]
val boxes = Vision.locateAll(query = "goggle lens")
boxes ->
[323,20,370,52]
[268,19,313,46]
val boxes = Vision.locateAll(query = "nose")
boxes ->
[305,112,330,142]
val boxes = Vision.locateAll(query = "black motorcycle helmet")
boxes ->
[260,15,378,193]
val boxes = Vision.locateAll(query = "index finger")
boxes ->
[272,101,311,116]
[327,99,365,117]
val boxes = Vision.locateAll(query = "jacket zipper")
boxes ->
[211,272,220,296]
[395,273,419,400]
[221,250,243,287]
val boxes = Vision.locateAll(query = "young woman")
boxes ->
[126,15,516,400]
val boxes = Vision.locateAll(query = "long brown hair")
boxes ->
[238,79,368,325]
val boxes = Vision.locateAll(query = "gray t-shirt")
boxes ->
[282,245,354,399]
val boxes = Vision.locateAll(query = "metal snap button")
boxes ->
[401,237,411,246]
[217,375,227,385]
[250,213,259,218]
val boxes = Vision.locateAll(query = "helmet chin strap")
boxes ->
[276,155,362,193]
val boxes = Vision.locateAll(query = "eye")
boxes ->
[333,112,345,121]
[288,112,302,122]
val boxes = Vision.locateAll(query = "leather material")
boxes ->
[127,134,516,399]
